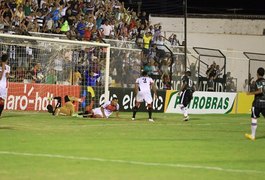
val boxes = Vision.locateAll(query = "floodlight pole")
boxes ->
[183,0,187,71]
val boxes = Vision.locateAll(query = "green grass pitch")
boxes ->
[0,111,265,180]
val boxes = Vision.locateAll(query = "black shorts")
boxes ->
[179,90,193,107]
[251,106,265,118]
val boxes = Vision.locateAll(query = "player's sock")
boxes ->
[148,107,152,119]
[0,98,4,116]
[179,104,185,113]
[132,106,138,118]
[53,97,62,115]
[183,107,188,117]
[251,118,257,138]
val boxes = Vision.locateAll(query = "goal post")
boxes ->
[0,33,110,112]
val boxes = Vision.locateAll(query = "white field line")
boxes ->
[0,151,264,174]
[1,122,256,130]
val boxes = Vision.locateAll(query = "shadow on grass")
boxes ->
[0,126,15,130]
[257,135,265,140]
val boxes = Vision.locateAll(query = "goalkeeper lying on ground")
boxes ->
[47,95,84,116]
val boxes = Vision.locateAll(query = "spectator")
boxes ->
[142,31,152,59]
[143,60,153,75]
[162,73,171,90]
[206,62,217,79]
[85,69,101,86]
[136,23,146,47]
[139,11,148,27]
[160,58,170,75]
[207,75,215,91]
[150,59,160,75]
[15,6,25,22]
[46,69,57,84]
[30,62,42,83]
[154,35,166,60]
[69,67,81,85]
[16,66,26,82]
[168,33,180,46]
[215,64,224,78]
[243,79,249,92]
[100,20,113,39]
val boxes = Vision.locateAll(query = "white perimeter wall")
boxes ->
[150,16,265,91]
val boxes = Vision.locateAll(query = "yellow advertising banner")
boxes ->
[230,92,254,114]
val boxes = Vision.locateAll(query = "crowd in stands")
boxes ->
[0,0,235,92]
[0,0,175,43]
[205,61,236,92]
[0,0,186,88]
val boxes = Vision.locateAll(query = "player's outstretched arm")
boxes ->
[100,107,107,118]
[115,111,119,118]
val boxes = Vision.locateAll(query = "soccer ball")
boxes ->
[37,73,44,80]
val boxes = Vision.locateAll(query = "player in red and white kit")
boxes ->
[132,71,157,122]
[0,54,10,117]
[90,98,119,118]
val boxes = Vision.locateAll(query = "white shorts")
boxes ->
[92,107,104,118]
[0,86,7,99]
[136,91,153,104]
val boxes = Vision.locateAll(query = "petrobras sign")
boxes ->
[165,91,237,114]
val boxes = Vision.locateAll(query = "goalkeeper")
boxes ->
[47,95,84,116]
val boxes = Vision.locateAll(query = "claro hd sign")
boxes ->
[165,91,237,114]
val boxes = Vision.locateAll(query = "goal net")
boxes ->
[0,33,110,113]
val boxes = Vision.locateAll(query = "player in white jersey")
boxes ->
[89,98,119,118]
[0,54,10,117]
[132,71,157,122]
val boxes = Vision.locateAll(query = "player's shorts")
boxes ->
[92,107,104,118]
[0,86,7,99]
[179,89,193,107]
[251,106,265,118]
[136,91,153,104]
[58,106,71,116]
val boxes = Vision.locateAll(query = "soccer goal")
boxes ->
[0,33,110,112]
